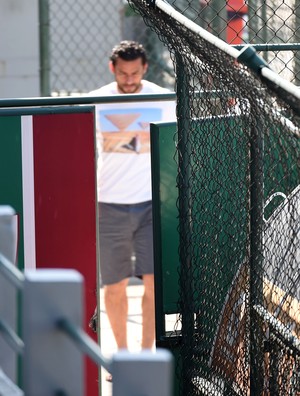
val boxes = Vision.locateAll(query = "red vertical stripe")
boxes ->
[33,112,98,396]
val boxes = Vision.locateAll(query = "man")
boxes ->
[89,41,175,362]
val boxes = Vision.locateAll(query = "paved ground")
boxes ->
[99,279,145,396]
[98,278,178,396]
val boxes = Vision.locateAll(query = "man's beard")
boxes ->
[118,83,142,94]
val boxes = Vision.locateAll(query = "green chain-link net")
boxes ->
[128,1,300,395]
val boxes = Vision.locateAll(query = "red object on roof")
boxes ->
[226,0,248,14]
[226,0,248,44]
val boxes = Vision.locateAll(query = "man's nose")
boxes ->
[125,75,134,83]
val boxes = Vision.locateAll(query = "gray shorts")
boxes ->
[98,201,154,285]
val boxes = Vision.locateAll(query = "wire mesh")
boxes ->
[127,1,300,395]
[42,0,300,95]
[44,0,174,95]
[167,0,300,84]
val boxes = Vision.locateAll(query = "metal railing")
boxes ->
[0,208,173,396]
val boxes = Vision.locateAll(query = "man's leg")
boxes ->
[141,273,155,349]
[104,278,129,349]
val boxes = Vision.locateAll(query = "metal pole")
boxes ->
[175,53,194,394]
[57,318,112,372]
[0,252,24,290]
[261,0,269,62]
[0,318,24,355]
[294,3,300,86]
[0,92,176,109]
[38,0,51,96]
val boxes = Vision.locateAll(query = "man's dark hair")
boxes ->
[110,40,148,66]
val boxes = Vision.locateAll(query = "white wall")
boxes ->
[0,0,39,98]
[49,0,122,94]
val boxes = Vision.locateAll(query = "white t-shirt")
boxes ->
[90,80,176,204]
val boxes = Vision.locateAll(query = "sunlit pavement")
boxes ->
[99,279,144,396]
[98,278,178,396]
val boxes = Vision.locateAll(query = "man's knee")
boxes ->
[104,278,128,298]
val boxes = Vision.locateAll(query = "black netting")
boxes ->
[128,1,300,395]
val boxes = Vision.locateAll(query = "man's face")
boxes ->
[110,58,148,94]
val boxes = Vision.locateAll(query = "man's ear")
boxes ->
[143,62,149,75]
[109,61,115,74]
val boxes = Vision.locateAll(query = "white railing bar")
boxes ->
[57,318,112,373]
[0,318,24,354]
[0,252,24,290]
[261,66,300,99]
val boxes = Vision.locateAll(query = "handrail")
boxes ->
[234,43,300,52]
[0,92,176,109]
[0,90,249,114]
[0,251,111,375]
[0,252,24,290]
[0,255,173,395]
[57,318,112,373]
[0,318,24,354]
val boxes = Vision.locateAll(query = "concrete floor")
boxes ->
[98,278,179,396]
[99,280,145,396]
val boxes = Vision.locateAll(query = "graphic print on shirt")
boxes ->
[98,107,162,153]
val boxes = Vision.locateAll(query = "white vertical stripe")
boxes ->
[21,116,36,269]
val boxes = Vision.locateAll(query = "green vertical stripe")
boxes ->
[0,116,24,270]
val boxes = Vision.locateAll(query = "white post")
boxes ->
[112,349,174,396]
[0,206,18,382]
[22,269,84,396]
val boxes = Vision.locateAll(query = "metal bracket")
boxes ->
[146,0,156,8]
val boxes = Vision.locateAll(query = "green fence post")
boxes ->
[295,5,300,86]
[176,53,195,395]
[39,0,51,96]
